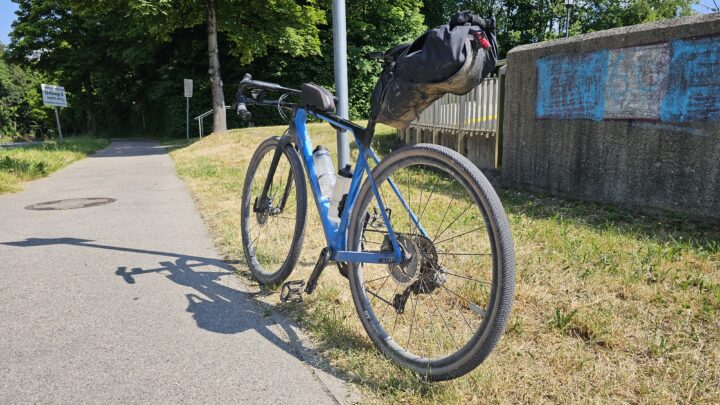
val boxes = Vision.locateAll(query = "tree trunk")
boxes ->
[205,0,227,134]
[85,76,97,136]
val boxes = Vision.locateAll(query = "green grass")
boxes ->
[169,124,720,403]
[0,137,110,193]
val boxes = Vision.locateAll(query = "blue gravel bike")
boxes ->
[234,70,515,380]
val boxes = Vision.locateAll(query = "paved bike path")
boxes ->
[0,141,350,403]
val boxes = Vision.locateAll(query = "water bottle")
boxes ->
[313,146,336,199]
[329,164,353,223]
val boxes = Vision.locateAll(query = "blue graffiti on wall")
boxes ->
[661,36,720,122]
[536,35,720,122]
[536,51,608,120]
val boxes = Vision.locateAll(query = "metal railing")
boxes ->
[194,105,232,138]
[412,75,499,135]
[399,61,506,169]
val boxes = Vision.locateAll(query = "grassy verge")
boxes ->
[169,124,719,403]
[0,137,110,193]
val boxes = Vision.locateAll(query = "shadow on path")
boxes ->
[2,237,322,364]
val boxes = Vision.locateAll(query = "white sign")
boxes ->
[184,79,193,98]
[41,84,68,107]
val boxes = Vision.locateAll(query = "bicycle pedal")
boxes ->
[280,280,305,303]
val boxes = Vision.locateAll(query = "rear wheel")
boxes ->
[348,144,515,381]
[241,137,307,286]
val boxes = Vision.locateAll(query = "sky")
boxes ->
[1,0,19,45]
[0,0,718,46]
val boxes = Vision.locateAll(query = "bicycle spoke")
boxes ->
[365,286,394,307]
[443,270,492,285]
[410,173,440,238]
[365,274,391,284]
[420,280,444,357]
[407,288,419,348]
[379,284,400,324]
[440,284,483,327]
[368,275,391,306]
[436,251,491,256]
[434,226,486,245]
[432,192,457,240]
[414,287,430,354]
[432,202,473,243]
[427,281,458,348]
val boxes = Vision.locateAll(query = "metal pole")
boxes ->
[54,107,63,141]
[186,97,190,142]
[566,7,571,37]
[332,0,350,169]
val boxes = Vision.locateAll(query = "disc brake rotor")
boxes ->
[381,233,446,292]
[382,235,420,287]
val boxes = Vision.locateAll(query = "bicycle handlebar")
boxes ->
[233,73,301,120]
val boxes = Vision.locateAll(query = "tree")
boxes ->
[205,0,225,132]
[9,0,325,136]
[8,0,123,136]
[422,0,695,57]
[103,0,326,134]
[0,43,49,138]
[246,0,426,120]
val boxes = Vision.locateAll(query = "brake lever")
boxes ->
[233,73,253,119]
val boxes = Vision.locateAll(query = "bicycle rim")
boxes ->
[348,144,514,379]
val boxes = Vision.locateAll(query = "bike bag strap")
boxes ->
[301,83,336,113]
[449,11,495,30]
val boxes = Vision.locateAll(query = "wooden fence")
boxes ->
[397,65,506,170]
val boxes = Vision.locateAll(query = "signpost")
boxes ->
[41,84,67,141]
[184,79,193,142]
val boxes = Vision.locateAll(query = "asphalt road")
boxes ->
[0,141,352,403]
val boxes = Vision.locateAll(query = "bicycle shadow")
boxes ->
[3,237,426,397]
[1,237,333,369]
[115,257,270,335]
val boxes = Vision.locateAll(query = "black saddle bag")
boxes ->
[370,11,498,129]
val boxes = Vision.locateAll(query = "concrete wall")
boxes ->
[502,14,720,220]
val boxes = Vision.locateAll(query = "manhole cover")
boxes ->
[25,198,116,211]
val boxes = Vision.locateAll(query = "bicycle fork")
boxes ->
[255,135,295,216]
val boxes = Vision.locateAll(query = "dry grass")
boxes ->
[169,123,720,404]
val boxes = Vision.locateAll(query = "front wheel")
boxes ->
[348,144,515,381]
[241,137,307,286]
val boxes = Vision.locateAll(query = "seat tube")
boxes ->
[360,149,404,263]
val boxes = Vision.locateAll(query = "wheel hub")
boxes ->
[254,196,281,225]
[382,233,444,291]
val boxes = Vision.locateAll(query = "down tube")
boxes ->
[293,109,338,244]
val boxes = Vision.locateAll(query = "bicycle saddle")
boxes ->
[301,83,336,112]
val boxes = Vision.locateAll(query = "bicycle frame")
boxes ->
[288,107,428,265]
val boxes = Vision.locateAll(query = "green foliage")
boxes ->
[3,0,697,136]
[552,306,579,331]
[425,0,695,57]
[0,44,49,138]
[244,0,426,121]
[0,136,109,193]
